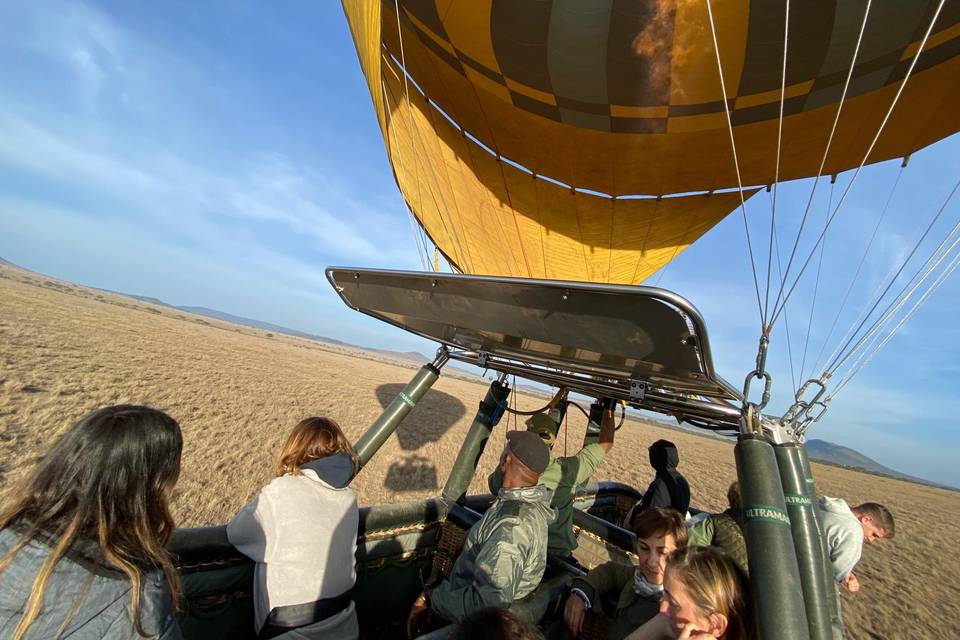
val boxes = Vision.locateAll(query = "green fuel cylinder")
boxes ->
[775,443,834,640]
[796,444,845,639]
[353,362,441,469]
[796,444,818,498]
[735,434,810,640]
[442,378,511,503]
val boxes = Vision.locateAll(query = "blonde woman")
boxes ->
[625,546,752,640]
[0,405,183,639]
[228,417,359,639]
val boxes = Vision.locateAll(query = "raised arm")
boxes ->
[597,403,616,453]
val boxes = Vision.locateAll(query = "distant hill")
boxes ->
[176,305,350,346]
[805,439,902,475]
[806,439,954,490]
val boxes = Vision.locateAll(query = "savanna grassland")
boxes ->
[1,263,957,639]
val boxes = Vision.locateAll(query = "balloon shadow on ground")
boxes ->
[384,455,439,492]
[375,384,467,452]
[376,384,468,493]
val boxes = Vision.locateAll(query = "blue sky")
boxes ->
[1,2,959,487]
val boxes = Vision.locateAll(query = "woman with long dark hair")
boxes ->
[0,405,184,639]
[228,417,359,639]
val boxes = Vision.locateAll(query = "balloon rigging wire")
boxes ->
[705,0,764,330]
[651,191,711,287]
[832,238,960,399]
[380,76,431,271]
[535,177,548,279]
[798,180,833,384]
[382,66,449,271]
[383,10,430,272]
[769,0,873,326]
[763,0,791,327]
[766,198,798,393]
[827,175,960,377]
[770,0,947,329]
[422,1,534,281]
[812,164,905,378]
[389,1,474,273]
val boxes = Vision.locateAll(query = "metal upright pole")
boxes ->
[441,375,511,504]
[736,433,810,640]
[353,348,447,470]
[775,441,834,640]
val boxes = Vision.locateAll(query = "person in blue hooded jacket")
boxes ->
[228,417,359,639]
[625,440,690,531]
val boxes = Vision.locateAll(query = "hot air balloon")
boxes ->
[169,3,960,639]
[343,0,960,284]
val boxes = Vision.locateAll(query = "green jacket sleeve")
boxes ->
[430,516,529,621]
[573,443,606,486]
[686,516,715,548]
[571,561,634,607]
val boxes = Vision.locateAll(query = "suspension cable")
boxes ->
[771,0,947,328]
[383,73,440,273]
[827,176,960,375]
[764,0,791,325]
[705,0,764,330]
[831,210,960,388]
[386,6,430,271]
[813,163,905,376]
[380,75,431,271]
[389,1,474,272]
[765,189,798,391]
[832,245,960,399]
[773,220,798,393]
[769,0,872,322]
[798,180,834,383]
[850,210,960,364]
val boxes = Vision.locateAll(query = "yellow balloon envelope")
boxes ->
[343,0,960,284]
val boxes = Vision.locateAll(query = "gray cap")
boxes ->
[505,430,550,474]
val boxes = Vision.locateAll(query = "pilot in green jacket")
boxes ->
[416,431,557,624]
[488,403,615,560]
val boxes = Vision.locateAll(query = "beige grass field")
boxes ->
[1,263,957,639]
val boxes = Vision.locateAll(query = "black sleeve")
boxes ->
[648,478,673,509]
[639,480,653,510]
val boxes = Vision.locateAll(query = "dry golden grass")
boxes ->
[1,263,957,639]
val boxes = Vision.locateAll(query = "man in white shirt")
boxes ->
[815,497,895,593]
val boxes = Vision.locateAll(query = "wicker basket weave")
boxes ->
[427,519,468,585]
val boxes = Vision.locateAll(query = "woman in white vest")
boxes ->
[228,417,359,639]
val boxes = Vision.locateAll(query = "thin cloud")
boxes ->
[0,104,412,267]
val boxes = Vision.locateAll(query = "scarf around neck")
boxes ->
[633,569,664,599]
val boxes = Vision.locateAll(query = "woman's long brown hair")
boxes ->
[275,416,358,476]
[0,405,183,639]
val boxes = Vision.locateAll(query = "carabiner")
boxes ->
[742,369,773,411]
